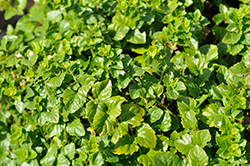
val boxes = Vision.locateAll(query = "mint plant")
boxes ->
[1,0,250,165]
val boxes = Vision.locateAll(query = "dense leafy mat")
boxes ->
[1,0,250,165]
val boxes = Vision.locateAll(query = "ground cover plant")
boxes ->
[1,0,250,165]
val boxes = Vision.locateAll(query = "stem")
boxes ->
[0,97,10,110]
[156,100,179,120]
[69,70,77,81]
[39,126,48,142]
[87,95,95,101]
[160,66,167,83]
[90,49,95,57]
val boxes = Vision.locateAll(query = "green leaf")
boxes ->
[222,32,242,44]
[87,97,124,136]
[176,81,186,91]
[187,145,209,166]
[92,79,112,103]
[16,0,27,11]
[186,37,198,49]
[230,61,245,75]
[77,74,96,88]
[10,125,22,141]
[62,143,75,160]
[89,152,104,166]
[151,0,161,6]
[147,106,164,123]
[24,86,35,101]
[63,87,87,113]
[191,130,211,148]
[242,33,250,45]
[230,44,244,55]
[137,154,153,166]
[76,148,88,163]
[127,29,146,44]
[44,123,64,138]
[160,110,172,132]
[181,110,197,129]
[212,25,227,40]
[129,84,146,99]
[112,122,128,144]
[40,145,58,166]
[119,103,145,127]
[86,101,101,124]
[202,103,225,128]
[47,10,62,22]
[48,73,65,87]
[135,123,157,148]
[92,103,118,136]
[14,147,29,162]
[21,50,38,67]
[59,20,70,33]
[112,135,139,155]
[109,23,130,41]
[6,55,18,67]
[45,112,60,123]
[103,149,119,163]
[242,53,250,68]
[4,87,17,96]
[158,1,178,14]
[14,101,26,113]
[66,119,85,137]
[154,152,183,166]
[200,44,218,61]
[174,134,193,155]
[185,56,199,76]
[213,14,224,25]
[112,11,135,29]
[87,136,99,153]
[4,7,17,20]
[57,153,70,166]
[105,96,126,120]
[118,75,132,89]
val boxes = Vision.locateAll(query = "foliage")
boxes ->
[1,0,250,165]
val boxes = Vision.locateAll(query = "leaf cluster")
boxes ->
[1,0,250,165]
